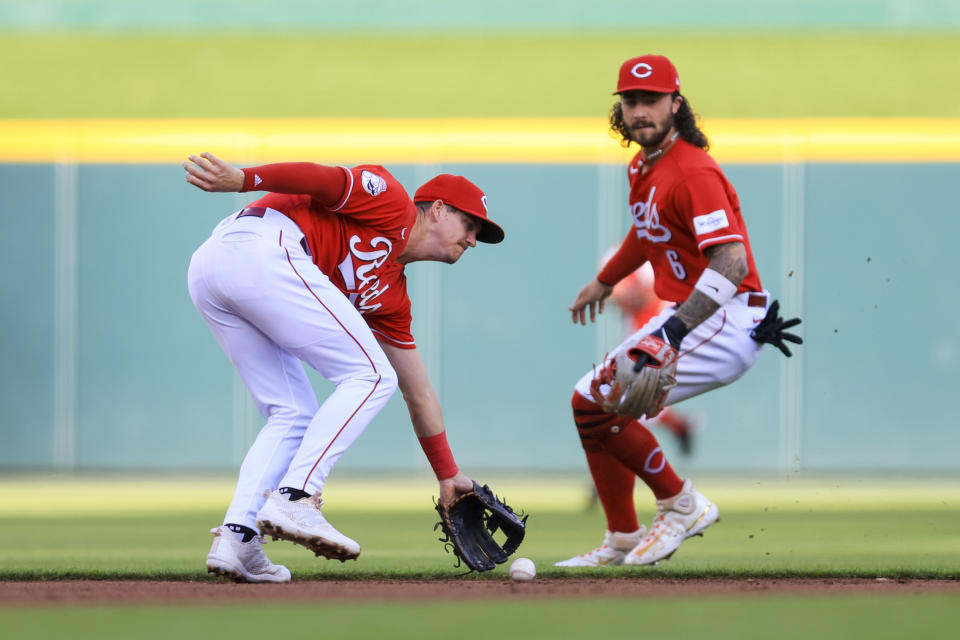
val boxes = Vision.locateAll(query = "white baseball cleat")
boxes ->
[554,528,646,567]
[205,526,292,583]
[256,490,361,561]
[624,479,719,566]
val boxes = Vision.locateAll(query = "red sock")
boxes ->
[572,392,640,533]
[584,451,639,533]
[605,421,684,500]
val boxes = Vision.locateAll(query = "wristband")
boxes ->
[658,315,689,349]
[418,432,459,480]
[240,167,258,192]
[694,268,737,306]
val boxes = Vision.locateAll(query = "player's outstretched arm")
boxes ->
[183,152,245,192]
[184,154,347,204]
[379,341,474,507]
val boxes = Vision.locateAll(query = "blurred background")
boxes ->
[1,0,958,478]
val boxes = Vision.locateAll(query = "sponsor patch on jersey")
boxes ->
[693,209,729,235]
[361,170,387,197]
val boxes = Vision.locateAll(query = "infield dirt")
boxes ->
[2,578,958,606]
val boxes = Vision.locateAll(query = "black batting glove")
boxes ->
[634,315,688,372]
[750,299,803,357]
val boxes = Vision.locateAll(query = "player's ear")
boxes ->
[672,95,682,115]
[431,200,446,220]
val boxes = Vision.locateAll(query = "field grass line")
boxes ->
[2,473,958,516]
[1,118,959,164]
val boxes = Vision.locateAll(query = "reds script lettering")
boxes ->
[631,187,671,243]
[348,235,392,313]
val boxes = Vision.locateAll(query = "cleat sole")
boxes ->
[206,564,246,583]
[258,520,360,561]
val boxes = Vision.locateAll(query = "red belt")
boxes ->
[747,292,767,308]
[237,207,311,256]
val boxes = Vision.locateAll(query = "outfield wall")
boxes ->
[2,0,959,30]
[1,122,957,474]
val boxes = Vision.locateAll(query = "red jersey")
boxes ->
[249,165,418,349]
[598,139,763,303]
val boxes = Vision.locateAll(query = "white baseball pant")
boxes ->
[575,291,770,406]
[187,209,398,530]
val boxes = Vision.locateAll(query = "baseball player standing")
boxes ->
[183,154,504,582]
[558,55,800,568]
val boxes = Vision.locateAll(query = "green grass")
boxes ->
[2,475,957,639]
[2,31,959,118]
[1,474,958,580]
[1,596,957,640]
[3,597,960,640]
[3,509,957,580]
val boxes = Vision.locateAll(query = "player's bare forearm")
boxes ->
[673,242,748,330]
[379,341,474,505]
[403,388,445,438]
[673,290,721,330]
[379,342,446,438]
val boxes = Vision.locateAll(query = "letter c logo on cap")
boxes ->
[631,63,653,78]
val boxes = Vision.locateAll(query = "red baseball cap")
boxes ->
[614,55,681,94]
[414,174,505,244]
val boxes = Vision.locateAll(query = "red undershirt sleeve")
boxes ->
[240,163,348,208]
[596,229,647,286]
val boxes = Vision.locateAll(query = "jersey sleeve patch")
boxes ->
[361,170,388,197]
[692,209,730,236]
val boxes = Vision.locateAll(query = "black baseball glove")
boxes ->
[434,482,527,572]
[751,299,803,356]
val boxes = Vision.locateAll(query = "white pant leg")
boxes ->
[188,211,398,526]
[243,233,398,493]
[190,300,316,529]
[574,292,768,407]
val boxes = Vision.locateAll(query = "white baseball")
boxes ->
[508,557,536,581]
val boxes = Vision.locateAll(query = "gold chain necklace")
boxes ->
[641,131,680,165]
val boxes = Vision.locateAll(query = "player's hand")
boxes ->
[438,471,474,508]
[569,278,614,325]
[183,152,245,192]
[750,299,803,357]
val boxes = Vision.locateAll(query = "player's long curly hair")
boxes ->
[610,92,709,150]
